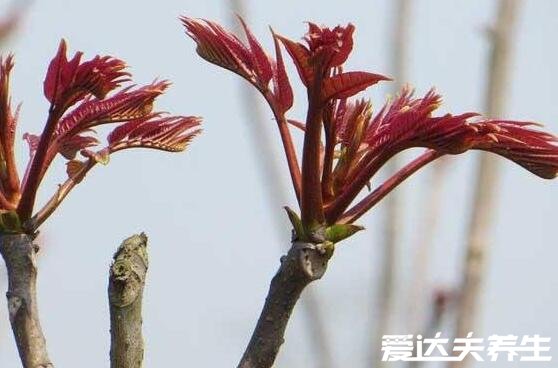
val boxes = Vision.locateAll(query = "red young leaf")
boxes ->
[59,134,99,159]
[408,115,558,179]
[108,115,202,153]
[338,99,372,151]
[106,115,146,145]
[448,120,558,179]
[364,88,443,152]
[277,35,312,86]
[181,17,253,81]
[238,16,273,86]
[205,21,254,70]
[72,56,130,101]
[66,159,86,181]
[333,98,352,143]
[44,40,80,104]
[304,22,355,68]
[277,23,357,87]
[321,71,390,102]
[329,99,373,187]
[0,55,15,147]
[271,29,293,113]
[363,88,558,179]
[55,81,169,138]
[22,133,40,158]
[0,55,19,195]
[44,39,129,107]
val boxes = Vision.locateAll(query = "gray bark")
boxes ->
[237,241,332,368]
[0,233,53,368]
[109,233,149,368]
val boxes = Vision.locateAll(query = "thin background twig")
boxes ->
[407,157,448,335]
[451,1,521,367]
[371,0,411,366]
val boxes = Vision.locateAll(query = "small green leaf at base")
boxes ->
[0,211,22,234]
[284,206,306,241]
[325,223,364,243]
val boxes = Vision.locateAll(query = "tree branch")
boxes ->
[108,233,149,368]
[371,1,411,365]
[408,289,455,368]
[0,234,53,368]
[452,1,521,367]
[407,158,449,333]
[237,241,332,368]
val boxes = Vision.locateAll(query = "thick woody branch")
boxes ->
[237,241,332,368]
[0,234,53,368]
[108,233,149,368]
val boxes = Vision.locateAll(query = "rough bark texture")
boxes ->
[0,233,53,368]
[109,233,149,368]
[237,241,332,368]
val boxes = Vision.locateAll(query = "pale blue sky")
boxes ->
[0,1,556,367]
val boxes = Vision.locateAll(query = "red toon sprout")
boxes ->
[0,40,201,233]
[182,17,557,243]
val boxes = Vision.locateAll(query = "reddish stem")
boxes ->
[0,78,20,202]
[29,158,96,231]
[1,130,20,202]
[4,149,20,202]
[321,104,337,202]
[0,189,15,210]
[17,106,64,221]
[339,150,442,224]
[263,91,302,205]
[325,149,394,224]
[300,90,325,231]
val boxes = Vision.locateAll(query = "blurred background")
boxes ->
[0,0,556,367]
